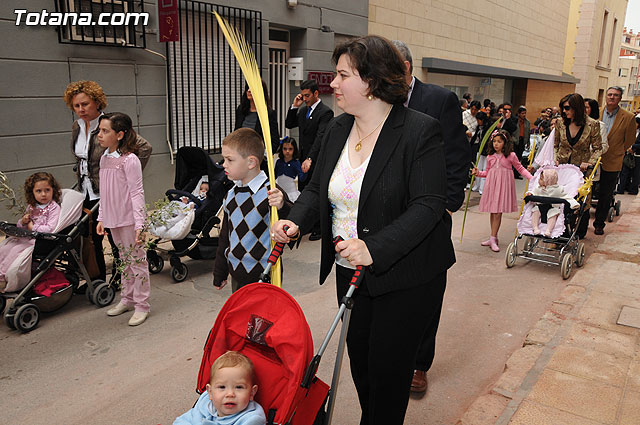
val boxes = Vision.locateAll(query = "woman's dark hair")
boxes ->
[332,35,409,105]
[584,98,600,120]
[277,136,300,161]
[239,80,272,116]
[24,172,62,206]
[99,112,138,155]
[487,129,514,157]
[559,93,586,127]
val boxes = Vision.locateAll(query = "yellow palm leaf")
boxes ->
[214,11,281,287]
[577,157,601,201]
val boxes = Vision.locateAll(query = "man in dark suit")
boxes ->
[393,40,470,394]
[285,79,334,240]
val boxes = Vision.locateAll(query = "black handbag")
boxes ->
[623,152,635,169]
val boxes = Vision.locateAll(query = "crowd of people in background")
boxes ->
[460,88,640,220]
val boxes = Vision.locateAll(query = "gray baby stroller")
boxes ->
[0,189,115,333]
[505,165,589,280]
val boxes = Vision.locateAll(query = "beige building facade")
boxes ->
[368,0,578,114]
[615,27,640,112]
[567,0,630,106]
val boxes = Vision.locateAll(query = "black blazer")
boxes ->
[284,101,334,161]
[408,78,470,212]
[287,105,456,296]
[234,107,280,153]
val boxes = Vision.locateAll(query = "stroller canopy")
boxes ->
[174,146,228,199]
[197,283,315,424]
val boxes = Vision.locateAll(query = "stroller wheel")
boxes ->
[575,242,586,267]
[607,207,615,222]
[560,253,573,280]
[92,282,116,308]
[86,279,104,304]
[171,263,189,283]
[0,296,6,315]
[4,311,16,330]
[147,250,164,274]
[14,303,40,333]
[615,200,621,216]
[505,242,517,268]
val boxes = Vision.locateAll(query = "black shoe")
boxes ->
[594,227,604,235]
[309,232,321,241]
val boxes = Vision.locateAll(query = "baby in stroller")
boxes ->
[0,172,62,292]
[149,177,211,241]
[528,168,579,236]
[174,351,266,425]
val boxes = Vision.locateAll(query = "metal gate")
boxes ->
[166,1,262,152]
[269,47,289,139]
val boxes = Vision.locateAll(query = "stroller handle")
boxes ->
[332,236,364,289]
[258,226,290,282]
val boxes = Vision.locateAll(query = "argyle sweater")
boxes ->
[213,175,291,288]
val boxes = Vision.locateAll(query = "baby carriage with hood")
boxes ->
[0,189,115,332]
[146,146,232,282]
[505,131,597,279]
[192,240,363,425]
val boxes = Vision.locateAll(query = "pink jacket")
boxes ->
[17,202,61,233]
[97,153,146,230]
[477,152,533,180]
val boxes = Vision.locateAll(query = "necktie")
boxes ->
[306,108,312,119]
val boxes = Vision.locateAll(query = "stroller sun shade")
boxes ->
[197,283,317,424]
[173,146,228,199]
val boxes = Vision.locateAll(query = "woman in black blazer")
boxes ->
[272,36,455,425]
[234,80,280,154]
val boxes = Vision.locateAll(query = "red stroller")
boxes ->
[195,239,362,425]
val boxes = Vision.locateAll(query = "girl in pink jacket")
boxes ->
[96,112,150,326]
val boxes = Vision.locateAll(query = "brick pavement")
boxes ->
[457,195,640,425]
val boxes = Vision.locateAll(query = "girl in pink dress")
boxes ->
[472,130,532,252]
[95,112,150,326]
[0,172,61,290]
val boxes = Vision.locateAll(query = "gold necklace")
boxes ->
[354,106,393,152]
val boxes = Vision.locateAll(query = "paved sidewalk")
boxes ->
[457,195,640,425]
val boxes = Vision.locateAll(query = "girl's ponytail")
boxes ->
[100,112,139,155]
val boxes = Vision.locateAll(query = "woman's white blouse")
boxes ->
[328,140,372,269]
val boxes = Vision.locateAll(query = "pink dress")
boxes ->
[0,202,61,285]
[477,152,532,213]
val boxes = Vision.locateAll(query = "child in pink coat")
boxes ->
[0,172,62,291]
[96,112,150,326]
[472,130,532,252]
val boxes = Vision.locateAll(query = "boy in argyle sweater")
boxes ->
[213,128,293,292]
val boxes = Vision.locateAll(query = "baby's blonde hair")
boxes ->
[209,351,255,385]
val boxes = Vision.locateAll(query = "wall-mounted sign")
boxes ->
[158,0,179,42]
[307,71,335,94]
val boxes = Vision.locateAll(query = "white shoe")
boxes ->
[128,311,148,326]
[107,302,133,316]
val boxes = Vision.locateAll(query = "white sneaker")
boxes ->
[128,311,149,326]
[107,302,133,316]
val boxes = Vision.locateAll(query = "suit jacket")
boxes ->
[71,120,152,194]
[512,118,531,147]
[599,107,636,172]
[554,116,602,167]
[407,78,470,212]
[285,100,334,161]
[287,104,456,297]
[234,107,281,153]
